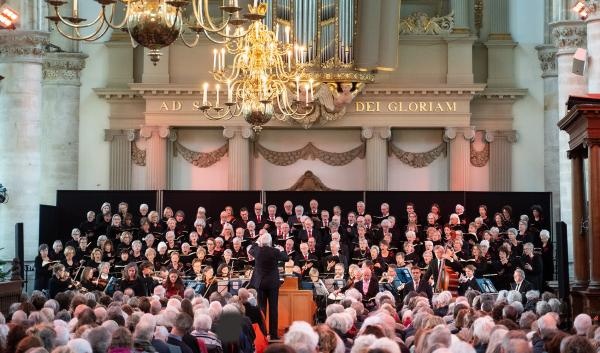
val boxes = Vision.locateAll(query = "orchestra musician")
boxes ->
[353,267,379,304]
[202,266,218,298]
[48,263,72,299]
[119,262,145,297]
[80,267,97,292]
[457,265,479,296]
[402,266,433,300]
[422,245,462,291]
[164,269,185,298]
[94,262,112,291]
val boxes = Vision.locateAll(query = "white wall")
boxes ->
[509,0,545,191]
[170,129,229,190]
[253,129,366,190]
[388,129,449,191]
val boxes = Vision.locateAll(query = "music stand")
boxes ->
[475,278,497,293]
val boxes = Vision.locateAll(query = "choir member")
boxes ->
[65,228,81,250]
[368,245,387,278]
[80,211,97,238]
[102,240,116,264]
[119,262,145,297]
[280,200,294,223]
[168,251,184,272]
[107,214,123,244]
[194,219,209,242]
[34,244,54,291]
[540,229,553,289]
[86,248,103,268]
[48,264,71,299]
[61,246,78,277]
[164,269,185,298]
[493,245,515,290]
[521,242,543,290]
[50,240,65,262]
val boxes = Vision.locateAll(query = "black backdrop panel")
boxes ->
[265,191,365,216]
[39,205,58,247]
[365,192,466,220]
[465,192,552,230]
[163,191,261,223]
[56,190,157,242]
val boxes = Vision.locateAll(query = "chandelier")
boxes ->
[198,3,318,132]
[45,0,258,64]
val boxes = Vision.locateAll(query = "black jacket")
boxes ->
[248,243,288,290]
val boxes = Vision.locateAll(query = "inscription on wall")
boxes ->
[157,100,459,113]
[354,101,458,113]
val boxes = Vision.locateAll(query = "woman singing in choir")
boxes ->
[35,244,55,291]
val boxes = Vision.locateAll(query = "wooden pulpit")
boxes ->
[558,94,600,315]
[267,276,316,337]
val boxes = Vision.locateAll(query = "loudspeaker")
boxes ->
[573,48,587,76]
[556,221,570,300]
[14,223,24,279]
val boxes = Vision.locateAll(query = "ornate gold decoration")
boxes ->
[399,12,454,35]
[173,141,228,168]
[388,142,447,168]
[474,0,483,35]
[470,141,489,167]
[131,141,146,167]
[255,141,366,166]
[284,171,335,191]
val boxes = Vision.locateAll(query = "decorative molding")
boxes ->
[550,21,587,52]
[535,44,558,78]
[173,141,228,168]
[131,141,146,166]
[0,31,48,63]
[254,142,366,166]
[474,0,483,35]
[470,141,490,167]
[399,12,455,35]
[388,142,447,168]
[42,52,87,83]
[489,130,518,143]
[284,171,335,191]
[444,127,475,141]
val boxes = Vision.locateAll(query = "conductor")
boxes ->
[248,232,289,340]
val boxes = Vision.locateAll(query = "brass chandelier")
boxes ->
[199,3,318,132]
[45,0,256,64]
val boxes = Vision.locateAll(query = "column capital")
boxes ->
[0,30,48,64]
[535,44,558,78]
[223,126,254,140]
[444,126,475,142]
[43,52,88,85]
[550,20,587,54]
[140,126,172,139]
[104,129,131,142]
[361,127,391,140]
[487,130,518,143]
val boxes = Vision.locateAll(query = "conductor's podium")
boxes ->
[267,276,316,337]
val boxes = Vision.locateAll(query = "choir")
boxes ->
[34,199,552,307]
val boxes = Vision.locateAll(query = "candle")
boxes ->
[295,76,300,101]
[220,48,225,71]
[254,0,258,8]
[213,48,217,71]
[73,0,78,17]
[309,78,314,100]
[227,80,232,103]
[225,25,230,37]
[285,26,290,43]
[202,83,208,106]
[216,84,220,107]
[304,83,309,104]
[287,50,292,71]
[275,24,279,40]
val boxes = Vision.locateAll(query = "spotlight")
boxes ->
[572,1,595,20]
[0,5,18,30]
[0,184,6,204]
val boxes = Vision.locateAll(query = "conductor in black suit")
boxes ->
[248,233,288,340]
[401,266,433,300]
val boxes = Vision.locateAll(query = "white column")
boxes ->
[40,52,87,205]
[0,30,48,261]
[362,127,391,191]
[551,20,587,255]
[451,0,471,33]
[587,9,600,92]
[487,130,517,191]
[488,0,510,37]
[140,126,171,190]
[536,44,560,230]
[105,129,136,190]
[223,126,253,190]
[444,127,475,191]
